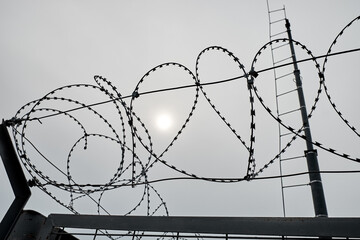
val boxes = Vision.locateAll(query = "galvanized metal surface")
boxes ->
[39,214,360,238]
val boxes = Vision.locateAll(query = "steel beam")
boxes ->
[0,122,31,240]
[41,215,360,239]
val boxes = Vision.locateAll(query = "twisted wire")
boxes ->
[6,16,359,219]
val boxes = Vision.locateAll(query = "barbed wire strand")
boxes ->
[11,47,359,124]
[6,15,359,219]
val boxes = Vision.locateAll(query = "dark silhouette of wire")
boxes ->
[8,32,360,217]
[11,126,68,178]
[17,47,360,124]
[49,170,360,188]
[12,126,113,215]
[256,47,360,75]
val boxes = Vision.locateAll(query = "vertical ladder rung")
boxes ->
[272,43,289,50]
[280,128,304,137]
[274,56,293,65]
[279,132,294,137]
[270,30,287,38]
[280,155,305,161]
[283,183,309,189]
[275,72,293,80]
[269,7,285,14]
[278,107,301,116]
[277,87,299,97]
[270,18,285,25]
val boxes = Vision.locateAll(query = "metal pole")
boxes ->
[285,19,328,217]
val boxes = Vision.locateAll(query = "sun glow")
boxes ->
[156,114,173,131]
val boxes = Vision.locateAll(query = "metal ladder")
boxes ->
[266,2,314,217]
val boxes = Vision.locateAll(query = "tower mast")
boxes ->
[285,18,328,217]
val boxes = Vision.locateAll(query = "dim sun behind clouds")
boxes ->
[156,112,173,131]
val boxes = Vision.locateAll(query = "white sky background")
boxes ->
[0,0,359,221]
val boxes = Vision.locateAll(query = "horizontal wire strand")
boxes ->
[15,47,360,124]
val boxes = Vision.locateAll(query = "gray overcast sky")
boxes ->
[0,0,359,221]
